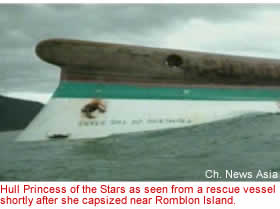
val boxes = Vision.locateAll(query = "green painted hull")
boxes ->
[54,81,280,101]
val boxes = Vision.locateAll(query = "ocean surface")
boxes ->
[1,113,280,181]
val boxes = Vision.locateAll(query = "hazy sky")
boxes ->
[1,4,280,102]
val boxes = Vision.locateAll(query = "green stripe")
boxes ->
[53,81,280,101]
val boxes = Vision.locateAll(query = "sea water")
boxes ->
[1,113,280,181]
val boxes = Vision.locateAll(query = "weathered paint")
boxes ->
[37,39,280,87]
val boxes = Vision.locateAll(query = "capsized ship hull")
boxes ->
[17,39,280,141]
[18,81,280,141]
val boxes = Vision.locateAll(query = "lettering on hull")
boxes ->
[78,118,192,127]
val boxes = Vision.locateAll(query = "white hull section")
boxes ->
[17,98,280,141]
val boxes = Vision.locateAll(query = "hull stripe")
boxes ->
[53,81,280,101]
